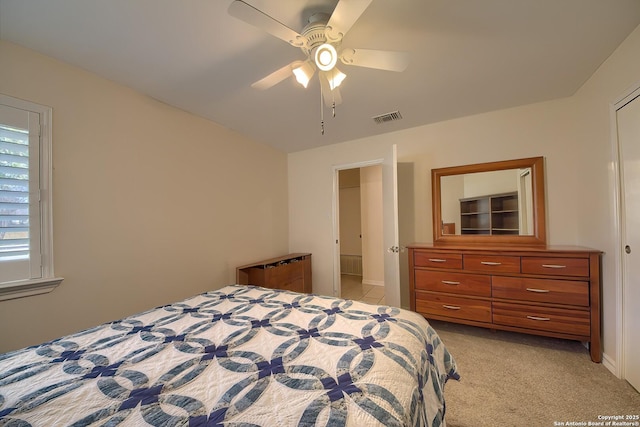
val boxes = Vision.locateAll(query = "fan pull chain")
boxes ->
[331,83,336,117]
[320,83,325,135]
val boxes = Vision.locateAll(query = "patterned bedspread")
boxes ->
[0,285,459,426]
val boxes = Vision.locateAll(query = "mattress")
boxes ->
[0,285,459,426]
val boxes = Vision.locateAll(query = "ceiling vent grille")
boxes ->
[372,110,402,124]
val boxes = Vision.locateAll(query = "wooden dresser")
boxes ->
[407,244,602,362]
[236,253,312,294]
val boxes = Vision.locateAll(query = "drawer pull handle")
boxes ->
[541,264,566,269]
[480,261,502,266]
[428,258,447,263]
[442,304,461,310]
[441,280,460,286]
[526,288,550,293]
[526,315,551,321]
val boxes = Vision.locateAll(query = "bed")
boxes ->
[0,285,459,426]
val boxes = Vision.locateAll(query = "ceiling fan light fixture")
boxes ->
[228,0,408,135]
[292,61,315,88]
[326,67,346,90]
[315,43,338,71]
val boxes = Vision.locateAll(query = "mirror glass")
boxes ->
[440,168,533,236]
[432,157,546,245]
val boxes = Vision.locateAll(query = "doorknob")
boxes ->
[625,245,631,254]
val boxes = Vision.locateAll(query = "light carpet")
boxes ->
[429,320,640,427]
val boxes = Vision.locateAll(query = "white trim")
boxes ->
[614,81,640,107]
[610,81,640,379]
[332,169,340,297]
[602,352,617,377]
[388,144,400,308]
[0,93,63,300]
[40,100,56,280]
[0,277,63,301]
[609,101,624,378]
[362,279,385,287]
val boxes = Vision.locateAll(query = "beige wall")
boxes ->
[288,24,640,370]
[289,140,394,298]
[568,24,640,371]
[338,169,361,256]
[0,41,289,353]
[338,186,362,256]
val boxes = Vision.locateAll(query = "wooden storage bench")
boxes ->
[236,253,312,294]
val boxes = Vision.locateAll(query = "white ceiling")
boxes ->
[1,0,640,153]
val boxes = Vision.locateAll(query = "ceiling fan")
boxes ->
[227,0,409,108]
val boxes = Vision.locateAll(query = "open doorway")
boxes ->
[336,166,386,304]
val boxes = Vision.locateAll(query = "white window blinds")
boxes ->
[0,104,41,283]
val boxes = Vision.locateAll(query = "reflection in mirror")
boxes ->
[440,168,533,236]
[432,157,546,245]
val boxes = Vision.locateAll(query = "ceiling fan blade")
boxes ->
[340,48,409,72]
[251,61,301,90]
[325,0,373,42]
[319,73,343,107]
[228,0,306,47]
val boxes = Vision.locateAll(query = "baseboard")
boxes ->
[602,352,619,378]
[362,279,384,286]
[584,345,619,378]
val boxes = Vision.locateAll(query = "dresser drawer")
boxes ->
[492,302,590,336]
[414,251,462,269]
[463,254,520,273]
[521,257,589,277]
[415,270,491,297]
[415,294,491,322]
[264,262,304,289]
[492,277,589,306]
[274,277,305,293]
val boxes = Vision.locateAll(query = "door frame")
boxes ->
[332,159,384,298]
[610,81,640,379]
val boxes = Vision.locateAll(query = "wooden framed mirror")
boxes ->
[432,156,546,245]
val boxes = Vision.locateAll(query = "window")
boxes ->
[0,94,62,300]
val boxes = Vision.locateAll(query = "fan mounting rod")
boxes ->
[300,13,340,57]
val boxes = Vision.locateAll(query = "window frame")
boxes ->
[0,94,62,301]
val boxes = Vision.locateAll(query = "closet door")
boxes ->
[617,91,640,392]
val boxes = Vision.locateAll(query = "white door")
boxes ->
[618,91,640,392]
[382,144,401,307]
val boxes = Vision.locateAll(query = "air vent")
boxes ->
[372,110,403,124]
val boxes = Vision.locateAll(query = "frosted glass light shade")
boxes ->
[292,61,315,88]
[327,67,346,90]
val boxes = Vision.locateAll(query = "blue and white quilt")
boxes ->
[0,285,459,426]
